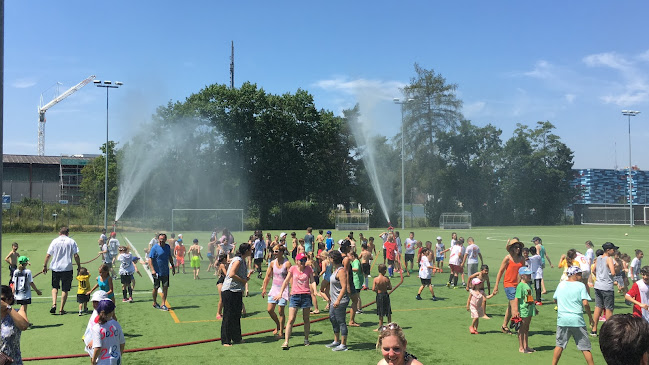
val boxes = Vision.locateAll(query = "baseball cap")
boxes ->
[518,267,532,275]
[471,278,482,286]
[18,256,29,265]
[531,236,541,242]
[280,232,287,239]
[602,242,619,250]
[436,236,442,240]
[193,238,198,243]
[338,239,344,245]
[91,290,108,302]
[296,253,307,261]
[96,300,116,314]
[326,230,332,234]
[110,232,116,237]
[567,266,582,276]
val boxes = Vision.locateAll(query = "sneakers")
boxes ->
[356,310,363,314]
[446,282,451,288]
[50,306,56,314]
[367,275,372,278]
[123,298,129,303]
[416,294,422,300]
[325,341,341,348]
[590,330,598,337]
[78,311,83,316]
[432,296,438,301]
[161,305,169,311]
[461,282,466,287]
[332,344,348,351]
[599,316,606,322]
[128,297,133,303]
[153,303,161,309]
[304,339,310,346]
[535,301,543,306]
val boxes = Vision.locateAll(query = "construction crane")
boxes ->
[37,75,96,156]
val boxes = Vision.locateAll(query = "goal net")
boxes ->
[335,212,370,231]
[171,209,244,232]
[580,205,630,225]
[439,212,472,229]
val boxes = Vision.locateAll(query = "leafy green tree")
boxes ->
[80,141,119,223]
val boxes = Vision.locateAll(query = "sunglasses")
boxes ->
[378,322,400,333]
[273,251,280,254]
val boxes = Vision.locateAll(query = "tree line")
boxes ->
[80,64,576,229]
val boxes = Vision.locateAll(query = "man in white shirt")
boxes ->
[43,226,81,315]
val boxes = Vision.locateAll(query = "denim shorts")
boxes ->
[289,293,313,309]
[504,287,516,300]
[268,296,288,306]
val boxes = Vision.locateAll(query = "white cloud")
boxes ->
[463,101,486,117]
[312,77,405,101]
[583,51,649,106]
[523,60,554,79]
[12,78,37,89]
[565,94,576,103]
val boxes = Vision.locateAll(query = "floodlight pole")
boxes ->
[394,98,414,229]
[622,110,640,227]
[95,80,123,232]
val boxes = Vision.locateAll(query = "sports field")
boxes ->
[3,225,647,364]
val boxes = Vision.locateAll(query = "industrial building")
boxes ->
[2,154,97,205]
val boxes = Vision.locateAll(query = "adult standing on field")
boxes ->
[533,236,554,294]
[404,232,417,275]
[221,243,252,346]
[304,227,315,259]
[148,233,175,311]
[463,237,484,278]
[43,226,81,315]
[494,238,526,334]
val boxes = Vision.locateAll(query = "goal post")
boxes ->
[644,206,649,225]
[171,209,244,233]
[580,205,630,225]
[439,212,472,229]
[335,212,369,231]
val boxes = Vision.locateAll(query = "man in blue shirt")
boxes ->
[148,233,175,311]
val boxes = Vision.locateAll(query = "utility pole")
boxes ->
[230,41,234,89]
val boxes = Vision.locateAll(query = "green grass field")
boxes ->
[3,225,647,364]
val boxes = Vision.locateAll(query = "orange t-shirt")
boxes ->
[175,245,186,258]
[504,256,524,288]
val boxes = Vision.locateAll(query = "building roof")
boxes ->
[3,154,97,165]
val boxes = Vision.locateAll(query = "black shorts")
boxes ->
[362,263,371,276]
[77,294,90,303]
[120,274,133,285]
[420,278,431,286]
[387,259,395,266]
[405,254,415,263]
[254,258,263,266]
[314,275,320,286]
[51,270,73,292]
[8,265,17,282]
[16,298,32,305]
[292,248,297,260]
[154,275,170,289]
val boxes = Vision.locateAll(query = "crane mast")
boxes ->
[37,75,96,156]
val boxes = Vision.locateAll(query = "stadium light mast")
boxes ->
[94,80,123,232]
[622,110,640,227]
[394,98,414,229]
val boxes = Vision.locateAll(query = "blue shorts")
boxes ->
[268,296,288,306]
[289,293,313,309]
[504,287,516,300]
[436,256,444,262]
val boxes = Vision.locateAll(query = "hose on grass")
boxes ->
[24,262,404,361]
[32,253,102,280]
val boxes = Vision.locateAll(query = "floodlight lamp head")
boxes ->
[115,81,123,86]
[93,80,101,84]
[622,110,629,113]
[103,81,112,85]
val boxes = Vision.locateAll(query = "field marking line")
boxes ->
[124,235,180,324]
[391,302,508,313]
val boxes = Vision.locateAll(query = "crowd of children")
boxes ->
[5,227,649,364]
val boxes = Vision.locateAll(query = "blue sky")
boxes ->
[4,1,649,169]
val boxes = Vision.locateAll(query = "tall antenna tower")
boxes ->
[230,41,234,89]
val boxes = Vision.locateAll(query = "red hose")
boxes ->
[24,267,404,361]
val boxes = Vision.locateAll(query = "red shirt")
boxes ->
[626,282,643,318]
[385,241,397,261]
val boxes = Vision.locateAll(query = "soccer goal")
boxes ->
[644,206,649,225]
[439,212,472,229]
[171,209,244,233]
[335,212,370,231]
[580,205,630,225]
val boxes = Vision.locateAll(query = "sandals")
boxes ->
[59,310,67,315]
[281,342,290,350]
[501,325,512,334]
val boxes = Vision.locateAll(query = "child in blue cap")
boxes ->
[513,266,536,353]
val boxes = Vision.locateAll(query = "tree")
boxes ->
[80,141,119,223]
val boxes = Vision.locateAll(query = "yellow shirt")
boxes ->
[77,274,91,295]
